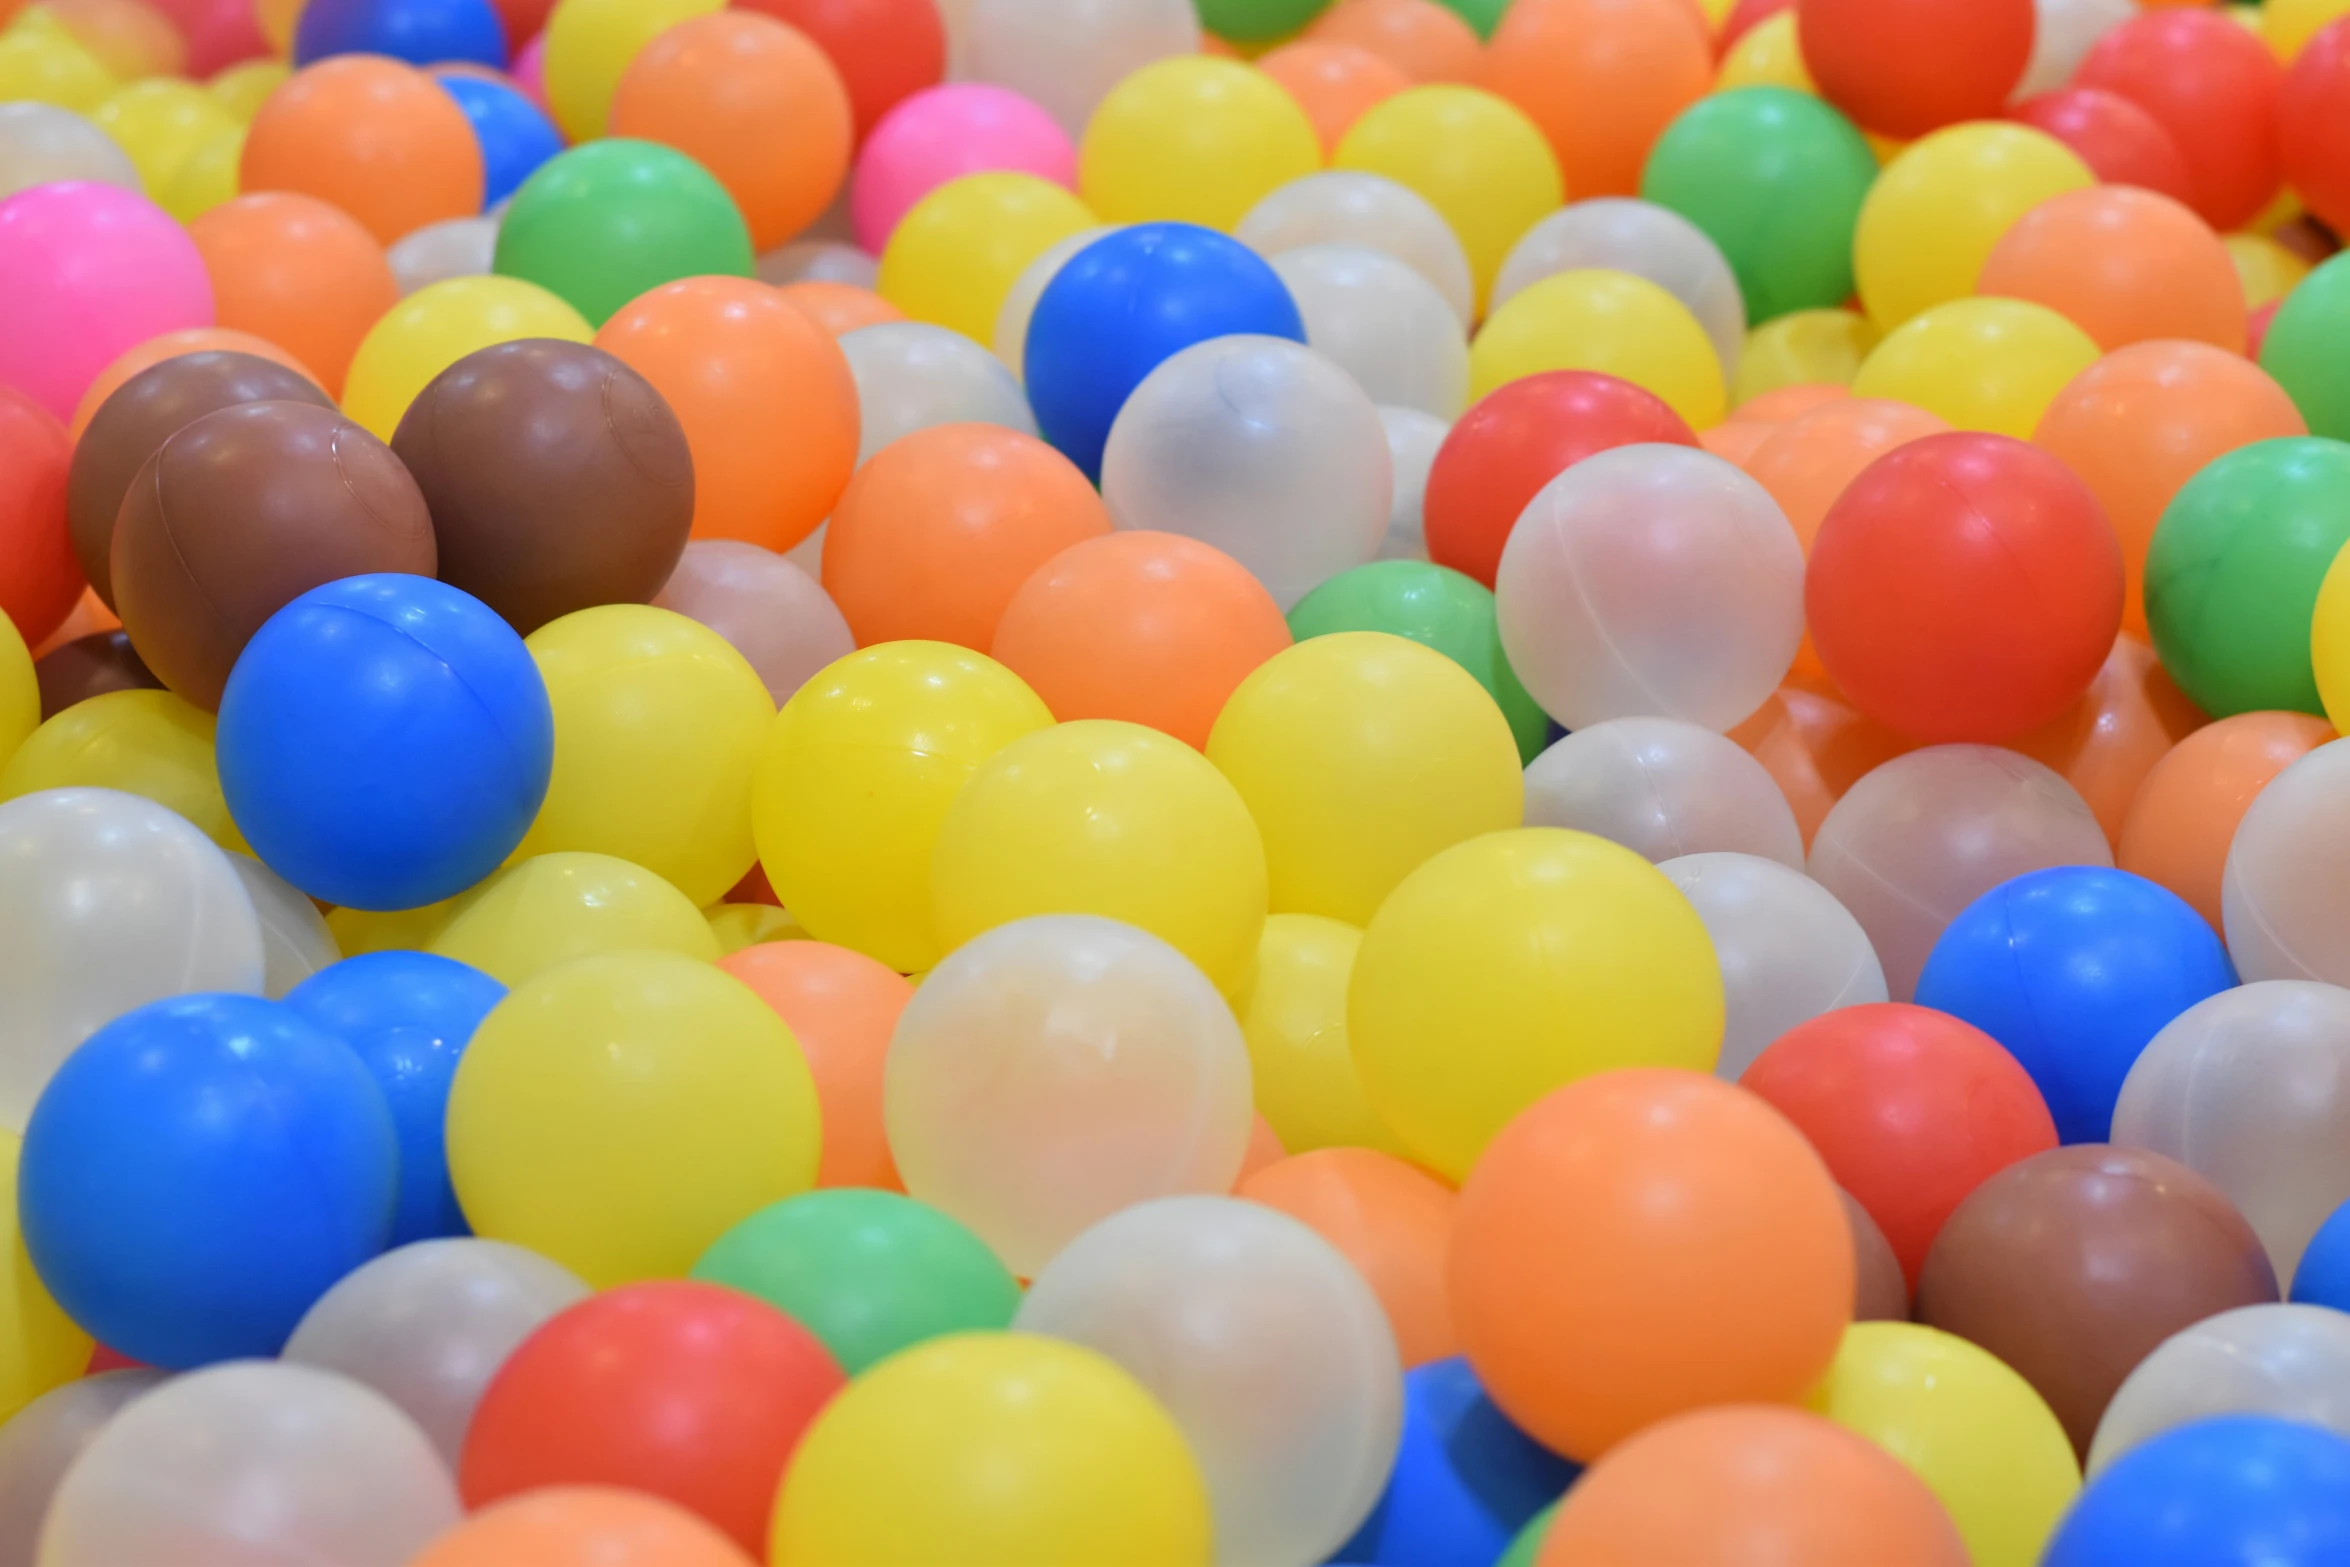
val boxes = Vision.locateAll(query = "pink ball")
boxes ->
[0,183,214,422]
[511,32,550,115]
[653,539,855,706]
[849,83,1077,254]
[170,0,270,76]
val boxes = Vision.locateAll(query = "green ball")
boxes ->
[1435,0,1510,37]
[2262,251,2350,443]
[2145,436,2350,719]
[691,1189,1021,1374]
[494,139,754,327]
[1497,1500,1560,1567]
[1287,559,1549,762]
[1640,87,1878,324]
[1196,0,1332,42]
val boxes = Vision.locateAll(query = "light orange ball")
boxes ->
[186,192,399,395]
[1979,184,2246,353]
[240,56,485,245]
[1257,39,1411,152]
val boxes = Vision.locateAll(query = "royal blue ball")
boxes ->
[293,0,505,69]
[2293,1198,2350,1311]
[217,574,553,912]
[435,72,562,208]
[1023,222,1303,481]
[1916,866,2237,1143]
[19,993,399,1370]
[2043,1415,2350,1567]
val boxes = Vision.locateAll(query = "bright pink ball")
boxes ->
[849,83,1076,254]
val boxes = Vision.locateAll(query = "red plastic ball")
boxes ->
[0,386,82,649]
[1422,371,1697,589]
[1794,0,2033,139]
[2280,17,2350,240]
[2009,88,2194,207]
[2073,9,2285,231]
[1806,432,2124,744]
[732,0,944,142]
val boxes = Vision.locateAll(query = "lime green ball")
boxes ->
[1195,0,1330,41]
[494,138,754,327]
[2262,251,2350,443]
[1436,0,1510,36]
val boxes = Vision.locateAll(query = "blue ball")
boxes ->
[217,574,553,913]
[1023,222,1303,481]
[2043,1415,2350,1567]
[19,994,398,1370]
[293,0,505,69]
[1331,1357,1578,1567]
[2293,1198,2350,1311]
[286,950,506,1246]
[435,72,563,209]
[1915,866,2237,1144]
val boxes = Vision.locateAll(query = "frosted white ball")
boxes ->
[1239,171,1475,329]
[840,322,1036,467]
[2224,738,2350,988]
[2017,0,2137,99]
[1378,406,1447,562]
[0,103,137,202]
[2089,1304,2350,1476]
[1272,244,1469,419]
[1492,199,1745,378]
[964,0,1200,136]
[0,1370,166,1567]
[1525,716,1802,868]
[227,852,340,999]
[655,540,855,707]
[387,216,499,297]
[757,238,878,289]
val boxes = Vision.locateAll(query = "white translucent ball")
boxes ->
[1494,444,1803,733]
[1239,171,1475,330]
[1102,334,1392,609]
[1016,1195,1404,1567]
[1271,245,1470,419]
[1660,851,1890,1082]
[757,238,879,290]
[1378,406,1447,563]
[885,914,1255,1278]
[2225,738,2350,988]
[995,226,1113,379]
[840,321,1036,467]
[228,851,341,999]
[0,1370,167,1567]
[654,539,854,707]
[2018,0,2137,98]
[387,216,499,297]
[2088,1304,2350,1475]
[1491,198,1746,379]
[963,0,1200,136]
[0,103,137,201]
[1524,716,1803,868]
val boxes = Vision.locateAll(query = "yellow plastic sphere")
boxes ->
[1806,1321,2081,1567]
[1238,913,1405,1157]
[1853,122,2093,329]
[517,605,773,909]
[159,123,242,222]
[541,0,721,142]
[1468,267,1728,427]
[0,614,34,777]
[752,642,1052,976]
[1715,10,1813,94]
[0,27,115,111]
[0,689,245,849]
[877,171,1097,346]
[771,1331,1214,1567]
[930,719,1268,995]
[208,59,288,123]
[2225,232,2312,310]
[2268,0,2350,58]
[707,901,802,954]
[328,897,458,957]
[1732,307,1878,404]
[429,851,721,986]
[1078,56,1319,232]
[1348,827,1725,1181]
[1850,295,2099,439]
[0,1129,90,1424]
[254,0,303,55]
[1207,632,1523,926]
[445,947,818,1287]
[340,275,593,440]
[91,77,237,192]
[1333,84,1563,311]
[2311,542,2350,734]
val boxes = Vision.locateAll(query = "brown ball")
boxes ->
[66,351,334,608]
[391,339,693,634]
[1916,1143,2278,1457]
[111,401,437,711]
[34,630,162,720]
[1843,1188,1910,1324]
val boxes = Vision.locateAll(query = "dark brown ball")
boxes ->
[67,351,334,608]
[392,339,694,634]
[34,630,162,719]
[111,401,437,711]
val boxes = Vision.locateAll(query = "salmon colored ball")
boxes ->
[1238,1147,1458,1368]
[1257,41,1410,154]
[186,193,399,396]
[2011,636,2207,846]
[1734,382,1849,425]
[1306,0,1484,83]
[241,56,486,245]
[776,281,905,338]
[719,940,912,1191]
[1978,185,2244,355]
[2117,711,2338,931]
[1482,0,1712,198]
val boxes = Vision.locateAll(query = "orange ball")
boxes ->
[2012,634,2207,845]
[1238,1147,1459,1369]
[67,328,320,440]
[1535,1406,1969,1567]
[1729,679,1918,848]
[2032,339,2308,638]
[2117,710,2338,931]
[1978,184,2246,354]
[186,193,399,396]
[1733,382,1849,424]
[47,0,183,80]
[776,280,905,338]
[1699,419,1778,466]
[1451,1069,1853,1462]
[411,1487,758,1567]
[609,11,854,254]
[822,423,1111,650]
[989,530,1293,751]
[595,277,858,553]
[1482,0,1713,198]
[1259,40,1412,153]
[717,939,913,1191]
[241,56,485,246]
[1306,0,1484,84]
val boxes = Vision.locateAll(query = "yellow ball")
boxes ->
[328,897,459,957]
[1853,122,2093,329]
[0,614,34,777]
[518,605,773,909]
[752,642,1052,976]
[2311,542,2350,734]
[1207,632,1523,927]
[445,947,817,1287]
[429,851,720,987]
[771,1331,1214,1567]
[1079,56,1319,232]
[1348,827,1725,1181]
[1468,267,1727,427]
[0,1129,89,1424]
[208,59,288,124]
[541,0,720,142]
[1333,84,1563,312]
[0,689,242,850]
[2225,232,2312,310]
[878,171,1097,346]
[931,719,1268,995]
[1715,10,1813,94]
[2268,0,2350,58]
[1238,913,1405,1157]
[341,275,593,441]
[1733,307,1879,405]
[0,27,115,111]
[1850,296,2100,439]
[1806,1321,2080,1567]
[159,124,242,222]
[91,77,236,193]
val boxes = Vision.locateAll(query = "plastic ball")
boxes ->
[242,56,485,245]
[346,274,593,439]
[411,1488,759,1567]
[1852,122,2093,329]
[1305,0,1481,79]
[1990,187,2241,364]
[716,940,908,1189]
[2314,538,2350,732]
[1732,307,1876,403]
[2010,85,2193,203]
[1239,1148,1456,1367]
[2117,711,2335,930]
[2073,8,2284,232]
[1079,56,1317,232]
[2281,20,2350,239]
[434,71,560,209]
[959,0,1197,135]
[0,393,79,656]
[2055,1415,2350,1565]
[39,634,159,731]
[1257,39,1411,154]
[87,79,235,199]
[1744,397,1947,609]
[876,171,1095,347]
[1796,0,2030,138]
[1237,169,1474,328]
[779,278,905,338]
[1272,244,1470,419]
[1526,718,1802,868]
[990,224,1108,376]
[840,319,1034,466]
[538,0,716,142]
[293,0,503,66]
[494,140,752,328]
[0,23,115,111]
[1336,1366,1569,1567]
[185,193,399,398]
[1468,269,1727,427]
[1478,0,1709,201]
[1233,915,1397,1158]
[0,1127,95,1426]
[852,83,1071,254]
[2016,0,2136,97]
[2302,1202,2350,1312]
[730,0,939,142]
[1377,405,1447,560]
[2263,253,2350,444]
[0,100,136,200]
[388,213,499,295]
[428,851,719,984]
[2226,738,2350,989]
[1851,297,2101,439]
[0,689,238,855]
[0,1371,167,1562]
[224,850,341,998]
[1492,200,1743,384]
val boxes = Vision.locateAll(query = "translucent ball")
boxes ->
[1271,244,1469,419]
[0,1370,166,1567]
[1015,1195,1403,1567]
[2225,738,2350,987]
[387,216,499,298]
[884,914,1255,1277]
[1102,334,1391,609]
[1810,746,2112,1001]
[282,1238,592,1466]
[994,225,1111,379]
[229,851,341,999]
[2089,1304,2350,1475]
[1378,405,1447,562]
[1495,444,1804,733]
[2017,0,2137,98]
[1492,198,1746,380]
[0,102,137,202]
[654,540,855,708]
[839,321,1036,467]
[38,1362,460,1567]
[2113,981,2350,1282]
[963,0,1200,137]
[757,239,879,290]
[1524,717,1805,869]
[1660,851,1890,1081]
[1238,170,1475,329]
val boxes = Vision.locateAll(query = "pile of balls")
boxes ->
[10,0,2350,1560]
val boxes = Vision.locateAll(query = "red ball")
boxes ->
[1718,0,1792,54]
[732,0,944,142]
[1806,432,2123,743]
[460,1280,845,1555]
[0,386,82,649]
[1795,0,2033,139]
[1422,371,1697,589]
[2074,10,2285,232]
[2010,88,2194,208]
[2280,17,2350,240]
[1743,1003,2060,1286]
